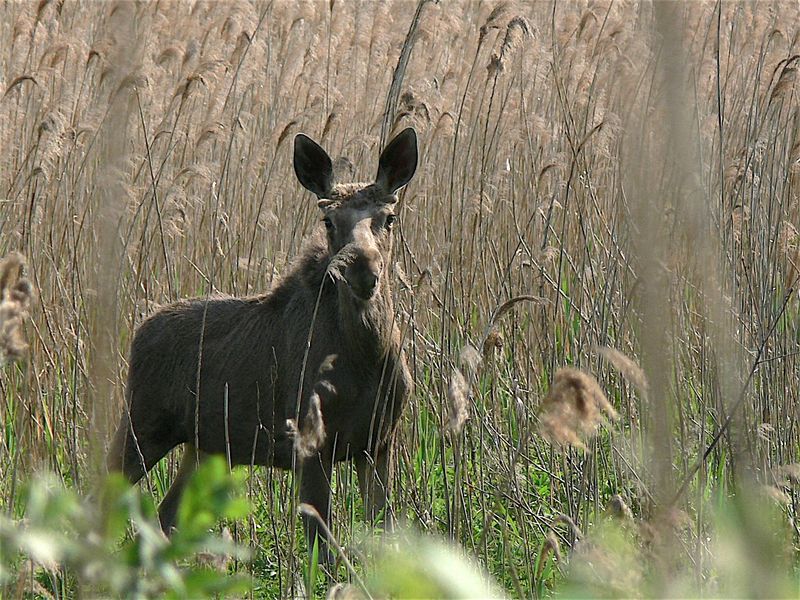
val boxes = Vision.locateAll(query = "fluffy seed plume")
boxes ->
[539,367,617,449]
[607,494,634,521]
[444,343,484,436]
[446,368,470,437]
[596,346,649,395]
[327,245,358,284]
[760,484,790,505]
[479,2,511,42]
[479,295,547,361]
[487,16,533,76]
[482,329,503,360]
[459,342,482,379]
[554,513,583,541]
[776,463,800,485]
[536,531,562,581]
[287,391,326,459]
[0,252,34,367]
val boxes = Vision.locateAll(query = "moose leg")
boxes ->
[299,452,334,563]
[158,444,205,535]
[107,412,173,485]
[355,444,394,531]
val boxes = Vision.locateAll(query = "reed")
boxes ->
[1,1,799,597]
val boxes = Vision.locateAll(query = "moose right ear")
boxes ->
[294,134,334,198]
[376,128,418,195]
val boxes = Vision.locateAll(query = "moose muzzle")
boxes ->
[345,248,382,300]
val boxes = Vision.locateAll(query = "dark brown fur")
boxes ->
[107,129,418,559]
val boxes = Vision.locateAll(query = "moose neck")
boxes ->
[336,278,397,362]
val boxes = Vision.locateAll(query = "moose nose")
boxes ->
[362,271,378,294]
[348,268,379,300]
[344,241,382,300]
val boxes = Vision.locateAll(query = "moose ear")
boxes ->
[294,134,334,198]
[375,128,418,194]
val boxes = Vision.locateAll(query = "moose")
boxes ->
[107,128,417,559]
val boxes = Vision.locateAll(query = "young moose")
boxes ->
[107,128,417,558]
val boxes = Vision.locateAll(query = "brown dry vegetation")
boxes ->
[2,0,800,597]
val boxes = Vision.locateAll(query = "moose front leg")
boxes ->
[158,444,206,534]
[299,451,335,563]
[355,443,395,531]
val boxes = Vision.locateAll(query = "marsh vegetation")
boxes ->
[1,1,800,597]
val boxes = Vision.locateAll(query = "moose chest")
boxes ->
[291,321,409,461]
[322,364,407,462]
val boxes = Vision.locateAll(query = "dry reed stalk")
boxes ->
[89,3,140,476]
[297,503,372,599]
[380,0,436,146]
[621,3,679,516]
[13,559,55,600]
[445,295,545,436]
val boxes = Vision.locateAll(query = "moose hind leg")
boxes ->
[158,444,205,535]
[355,446,394,531]
[299,452,334,564]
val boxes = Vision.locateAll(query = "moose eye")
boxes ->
[323,217,334,231]
[385,214,396,229]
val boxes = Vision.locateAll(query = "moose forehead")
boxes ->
[319,182,396,214]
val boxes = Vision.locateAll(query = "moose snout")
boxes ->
[345,265,380,300]
[345,253,382,300]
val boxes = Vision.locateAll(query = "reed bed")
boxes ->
[1,1,799,597]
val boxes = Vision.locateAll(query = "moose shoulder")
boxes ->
[107,128,418,560]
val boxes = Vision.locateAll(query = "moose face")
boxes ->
[293,129,418,301]
[317,184,397,300]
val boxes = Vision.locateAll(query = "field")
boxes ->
[2,0,800,597]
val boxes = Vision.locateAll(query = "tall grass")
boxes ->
[1,1,799,597]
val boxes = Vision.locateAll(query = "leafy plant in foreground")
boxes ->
[0,456,250,598]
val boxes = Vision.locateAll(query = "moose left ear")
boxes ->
[375,128,418,194]
[294,134,334,198]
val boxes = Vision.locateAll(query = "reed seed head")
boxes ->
[287,391,326,459]
[596,346,649,395]
[0,253,34,368]
[445,368,469,437]
[539,367,616,449]
[608,494,634,521]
